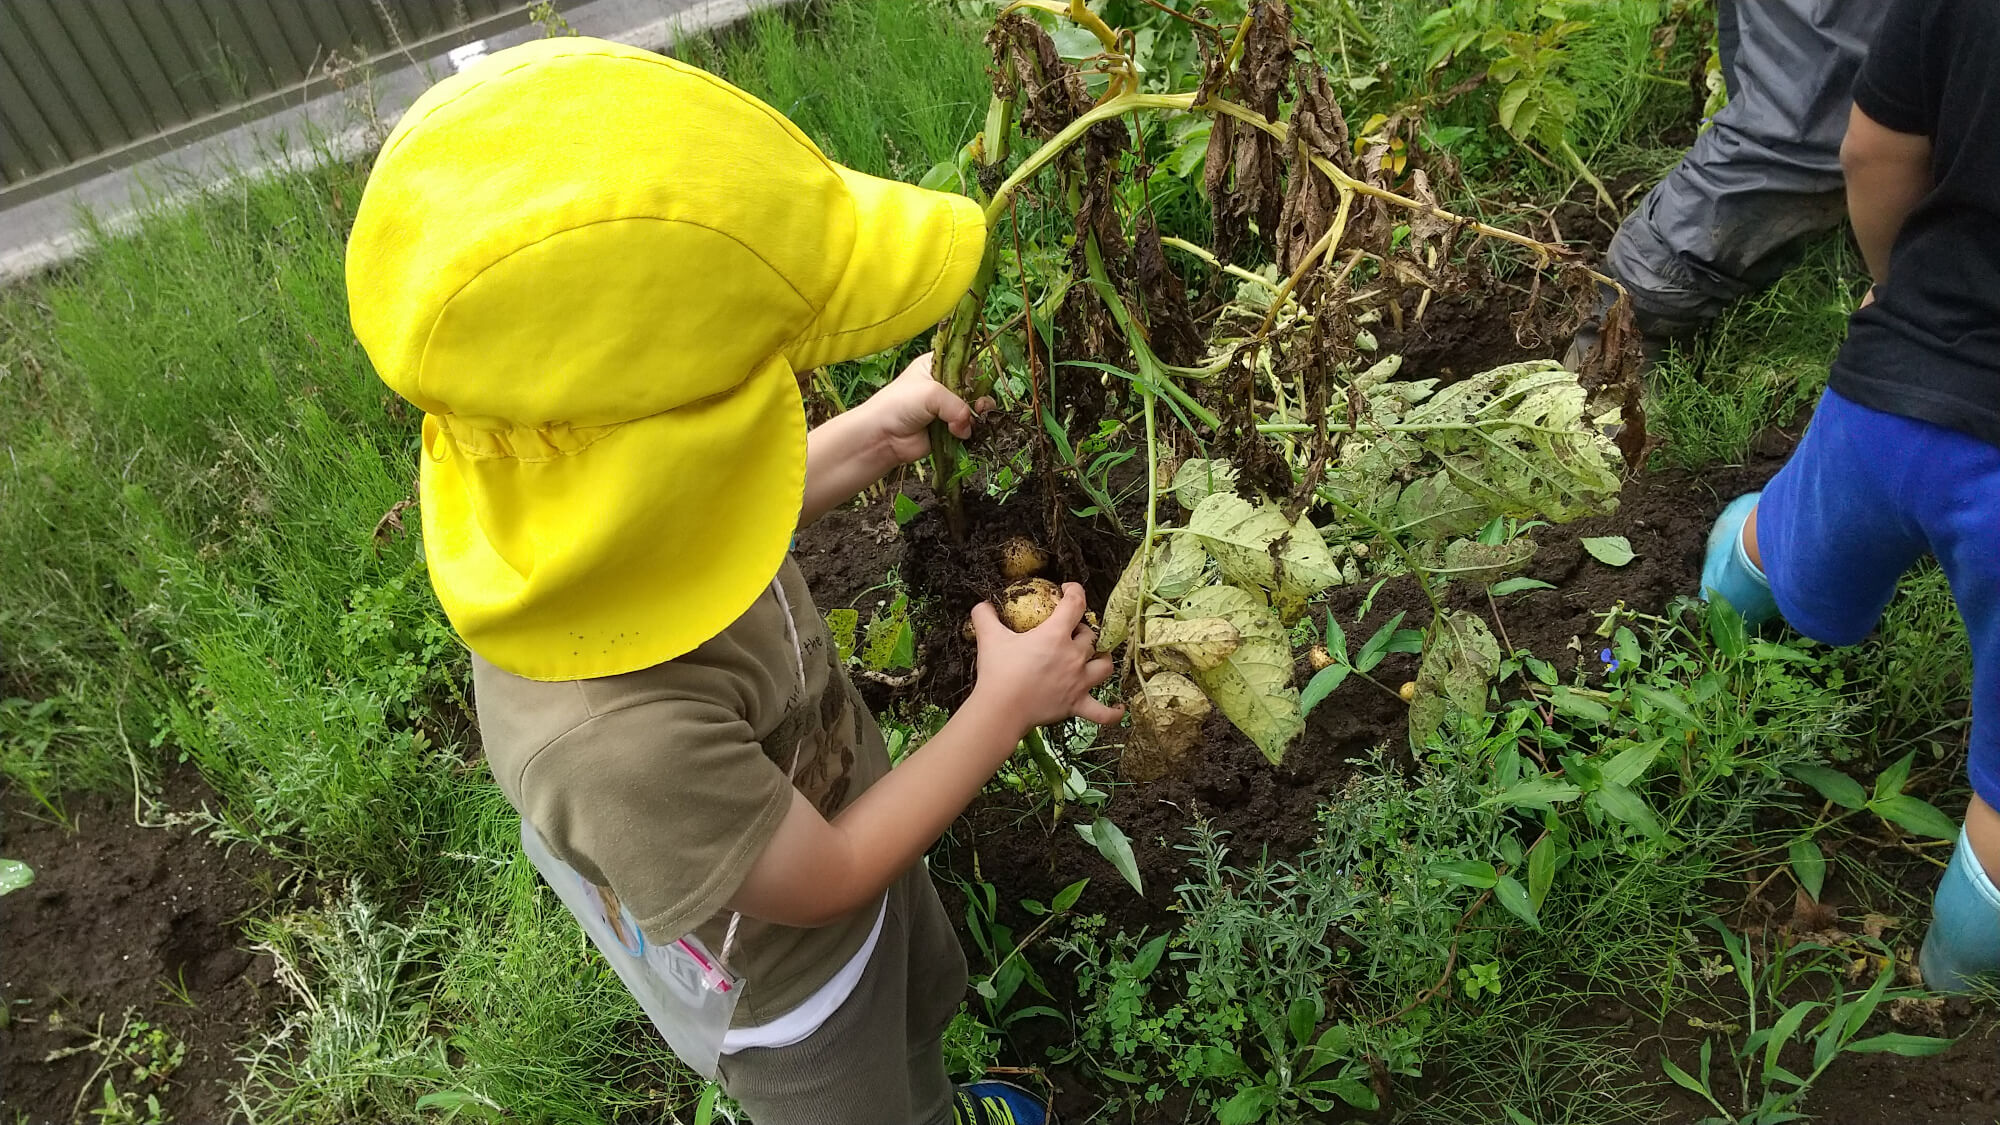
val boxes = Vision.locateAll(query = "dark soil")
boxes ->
[1,769,284,1125]
[792,492,907,612]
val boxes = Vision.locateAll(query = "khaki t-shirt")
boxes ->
[473,558,889,1025]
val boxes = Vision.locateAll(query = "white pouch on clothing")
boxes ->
[520,821,742,1078]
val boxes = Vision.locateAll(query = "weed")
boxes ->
[43,1011,186,1125]
[942,1005,1006,1080]
[958,875,1089,1028]
[1661,919,1954,1124]
[236,886,448,1121]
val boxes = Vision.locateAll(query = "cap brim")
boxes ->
[419,357,807,681]
[786,166,988,373]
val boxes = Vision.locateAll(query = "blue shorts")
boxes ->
[1759,386,2000,805]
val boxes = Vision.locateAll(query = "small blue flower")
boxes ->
[1599,647,1619,673]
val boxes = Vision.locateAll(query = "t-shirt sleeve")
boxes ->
[518,697,793,941]
[1853,0,1945,135]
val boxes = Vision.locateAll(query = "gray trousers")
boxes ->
[715,864,967,1125]
[1607,0,1888,338]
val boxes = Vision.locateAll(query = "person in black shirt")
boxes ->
[1701,0,2000,992]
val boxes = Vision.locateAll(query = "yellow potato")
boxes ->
[999,578,1062,632]
[999,537,1051,581]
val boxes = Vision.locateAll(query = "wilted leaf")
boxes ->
[1099,534,1208,652]
[826,608,859,664]
[1440,538,1537,584]
[1582,536,1636,567]
[1154,531,1209,598]
[1491,576,1555,596]
[1172,459,1241,510]
[1393,469,1488,540]
[1404,361,1624,524]
[1179,584,1301,763]
[1123,672,1211,783]
[1407,610,1501,749]
[1188,492,1346,618]
[1142,617,1242,672]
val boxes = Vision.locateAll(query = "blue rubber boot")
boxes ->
[1920,828,2000,992]
[953,1080,1051,1125]
[1701,493,1779,626]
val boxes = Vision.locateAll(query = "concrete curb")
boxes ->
[0,0,790,286]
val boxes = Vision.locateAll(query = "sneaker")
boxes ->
[1700,492,1778,626]
[953,1080,1051,1125]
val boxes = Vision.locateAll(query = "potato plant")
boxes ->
[920,0,1644,774]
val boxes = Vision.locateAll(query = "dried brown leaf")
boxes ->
[988,15,1092,140]
[1135,218,1204,366]
[1124,671,1211,782]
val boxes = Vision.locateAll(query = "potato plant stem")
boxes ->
[1158,236,1288,294]
[1255,181,1354,340]
[983,89,1617,293]
[1258,419,1582,436]
[984,93,1200,226]
[928,238,1000,538]
[1080,232,1224,430]
[929,93,1017,537]
[1128,385,1162,678]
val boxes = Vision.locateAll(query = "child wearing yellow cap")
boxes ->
[347,37,1119,1125]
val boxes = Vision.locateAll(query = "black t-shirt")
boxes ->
[1829,0,2000,447]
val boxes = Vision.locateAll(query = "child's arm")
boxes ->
[728,583,1120,927]
[1841,103,1934,291]
[799,353,988,526]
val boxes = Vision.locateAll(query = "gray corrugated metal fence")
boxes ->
[0,0,554,199]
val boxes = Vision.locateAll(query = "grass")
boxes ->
[679,0,991,182]
[1649,235,1868,470]
[0,0,1982,1122]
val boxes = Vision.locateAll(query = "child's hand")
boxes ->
[969,582,1124,731]
[861,353,995,467]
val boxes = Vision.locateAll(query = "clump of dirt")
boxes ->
[1,768,285,1125]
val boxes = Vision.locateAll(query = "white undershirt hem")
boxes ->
[717,892,888,1053]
